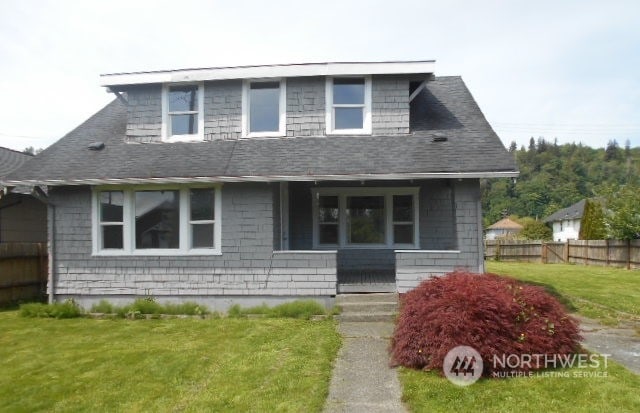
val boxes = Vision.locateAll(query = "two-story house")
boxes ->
[2,60,518,309]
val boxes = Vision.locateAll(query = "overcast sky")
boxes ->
[1,0,638,152]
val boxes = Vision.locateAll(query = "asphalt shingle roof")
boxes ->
[2,76,517,185]
[543,199,587,223]
[0,147,32,178]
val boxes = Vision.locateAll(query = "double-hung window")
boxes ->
[313,188,418,248]
[162,84,204,141]
[242,79,286,137]
[326,76,372,134]
[93,186,221,255]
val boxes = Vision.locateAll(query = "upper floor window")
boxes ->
[162,83,204,142]
[242,79,286,137]
[326,76,372,135]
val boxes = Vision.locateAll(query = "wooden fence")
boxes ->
[0,243,47,306]
[485,239,640,269]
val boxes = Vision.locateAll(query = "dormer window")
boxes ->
[242,79,286,137]
[326,76,372,135]
[162,83,204,142]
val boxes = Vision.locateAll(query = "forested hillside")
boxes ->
[482,139,640,227]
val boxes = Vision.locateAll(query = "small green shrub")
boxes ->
[19,300,83,319]
[270,300,327,319]
[90,300,114,314]
[163,302,209,316]
[227,304,243,318]
[227,300,327,320]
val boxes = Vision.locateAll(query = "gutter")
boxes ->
[3,171,520,187]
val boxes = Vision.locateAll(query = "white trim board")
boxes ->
[101,60,436,87]
[5,171,520,187]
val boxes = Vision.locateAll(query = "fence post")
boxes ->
[541,242,547,264]
[564,240,570,263]
[605,239,610,266]
[628,239,632,270]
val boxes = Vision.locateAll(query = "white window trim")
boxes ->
[325,76,372,135]
[241,78,286,138]
[311,187,419,249]
[161,83,205,142]
[91,185,222,256]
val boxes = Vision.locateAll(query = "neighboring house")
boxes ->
[543,199,586,242]
[0,147,47,243]
[2,60,518,309]
[485,218,523,240]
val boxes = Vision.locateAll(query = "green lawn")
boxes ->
[401,362,640,413]
[0,312,341,412]
[487,262,640,325]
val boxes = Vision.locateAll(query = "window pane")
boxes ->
[333,78,365,104]
[135,191,179,249]
[170,114,198,135]
[319,224,338,244]
[100,191,123,222]
[394,224,414,244]
[102,225,123,249]
[393,195,413,222]
[319,196,339,223]
[335,107,364,130]
[168,86,198,112]
[192,223,214,248]
[250,83,280,132]
[190,189,214,221]
[347,196,385,244]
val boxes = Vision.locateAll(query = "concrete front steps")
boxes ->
[336,293,399,322]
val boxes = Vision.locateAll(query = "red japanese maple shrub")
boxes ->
[390,271,582,376]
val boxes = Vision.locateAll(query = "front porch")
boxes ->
[272,179,484,294]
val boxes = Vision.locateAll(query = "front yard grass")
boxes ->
[401,361,640,412]
[0,311,341,412]
[487,262,640,325]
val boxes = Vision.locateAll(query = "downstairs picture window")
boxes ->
[313,188,419,248]
[93,186,221,255]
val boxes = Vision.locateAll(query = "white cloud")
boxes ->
[0,0,638,151]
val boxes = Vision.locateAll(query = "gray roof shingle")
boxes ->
[2,76,517,185]
[0,146,32,178]
[543,199,587,223]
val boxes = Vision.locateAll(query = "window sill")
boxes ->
[92,249,222,257]
[162,134,205,143]
[326,129,371,135]
[314,244,418,250]
[245,131,286,138]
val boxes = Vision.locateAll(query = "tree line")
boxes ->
[482,138,640,240]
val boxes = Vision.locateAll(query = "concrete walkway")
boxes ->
[579,316,640,374]
[323,321,406,413]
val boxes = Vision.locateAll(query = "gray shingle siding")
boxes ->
[125,85,162,143]
[396,179,483,292]
[204,80,242,140]
[286,77,325,137]
[123,75,412,142]
[49,184,337,305]
[372,75,410,135]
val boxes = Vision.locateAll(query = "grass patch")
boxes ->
[0,311,341,412]
[19,300,83,319]
[400,361,640,412]
[88,298,211,318]
[487,262,640,325]
[228,300,328,320]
